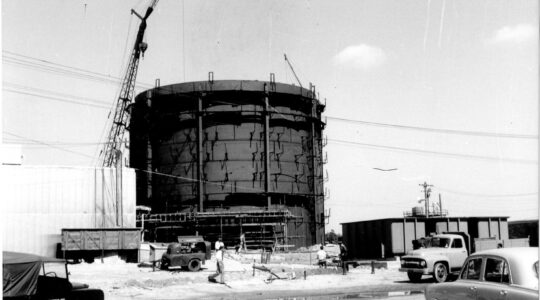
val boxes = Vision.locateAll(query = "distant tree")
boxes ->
[325,229,341,243]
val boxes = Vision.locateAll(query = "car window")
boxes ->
[451,239,463,248]
[42,262,67,279]
[461,258,482,280]
[484,258,510,284]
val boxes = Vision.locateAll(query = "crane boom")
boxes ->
[100,0,158,167]
[284,53,303,88]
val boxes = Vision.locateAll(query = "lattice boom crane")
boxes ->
[100,0,158,167]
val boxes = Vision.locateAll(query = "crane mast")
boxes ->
[100,0,158,167]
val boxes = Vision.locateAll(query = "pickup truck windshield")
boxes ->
[429,237,451,248]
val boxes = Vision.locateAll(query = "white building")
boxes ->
[1,165,136,257]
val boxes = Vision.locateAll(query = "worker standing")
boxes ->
[240,233,246,251]
[317,245,327,268]
[339,242,348,274]
[215,237,224,251]
[208,245,225,284]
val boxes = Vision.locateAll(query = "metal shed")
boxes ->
[341,216,509,259]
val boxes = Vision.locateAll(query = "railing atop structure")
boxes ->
[403,209,449,218]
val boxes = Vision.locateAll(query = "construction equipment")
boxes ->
[159,236,211,271]
[283,53,303,88]
[100,0,159,167]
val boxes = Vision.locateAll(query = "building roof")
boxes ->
[136,80,317,100]
[340,215,510,225]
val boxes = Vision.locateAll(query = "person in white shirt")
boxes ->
[317,245,327,268]
[215,237,224,251]
[208,245,225,284]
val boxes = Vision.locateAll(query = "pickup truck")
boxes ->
[399,232,470,283]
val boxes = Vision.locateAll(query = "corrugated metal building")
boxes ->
[341,216,509,259]
[509,219,539,247]
[1,165,136,257]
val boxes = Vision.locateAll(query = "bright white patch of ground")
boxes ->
[68,253,407,299]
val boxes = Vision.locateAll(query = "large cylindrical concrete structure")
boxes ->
[130,80,325,247]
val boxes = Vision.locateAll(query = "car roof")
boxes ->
[472,247,538,259]
[469,247,538,290]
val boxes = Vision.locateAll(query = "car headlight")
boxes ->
[420,260,427,267]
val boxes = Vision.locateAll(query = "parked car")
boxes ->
[3,251,104,299]
[425,247,538,300]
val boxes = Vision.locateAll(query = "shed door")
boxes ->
[391,223,404,254]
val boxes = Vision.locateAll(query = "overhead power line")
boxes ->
[326,116,538,140]
[3,88,109,109]
[436,187,538,198]
[328,138,538,165]
[2,50,154,89]
[3,82,110,108]
[3,132,95,159]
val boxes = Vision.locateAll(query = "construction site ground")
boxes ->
[68,250,429,299]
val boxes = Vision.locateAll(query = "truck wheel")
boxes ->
[187,259,201,272]
[433,263,448,283]
[407,271,422,282]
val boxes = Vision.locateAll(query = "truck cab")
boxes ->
[399,233,469,283]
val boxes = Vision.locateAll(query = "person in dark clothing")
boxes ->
[339,242,348,273]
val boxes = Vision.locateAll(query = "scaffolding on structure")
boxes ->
[137,209,303,250]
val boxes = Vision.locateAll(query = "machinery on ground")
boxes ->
[160,236,211,272]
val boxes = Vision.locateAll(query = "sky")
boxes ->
[2,0,538,234]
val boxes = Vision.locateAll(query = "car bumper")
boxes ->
[399,267,430,275]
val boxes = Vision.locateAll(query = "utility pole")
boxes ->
[438,193,442,216]
[419,182,433,218]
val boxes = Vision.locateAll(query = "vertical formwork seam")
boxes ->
[197,96,204,212]
[263,88,271,208]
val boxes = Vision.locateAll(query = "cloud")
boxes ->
[490,24,537,44]
[333,44,387,70]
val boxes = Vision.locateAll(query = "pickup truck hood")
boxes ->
[404,248,449,258]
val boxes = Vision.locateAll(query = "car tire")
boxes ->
[407,271,422,282]
[433,262,448,283]
[187,259,201,272]
[66,288,104,300]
